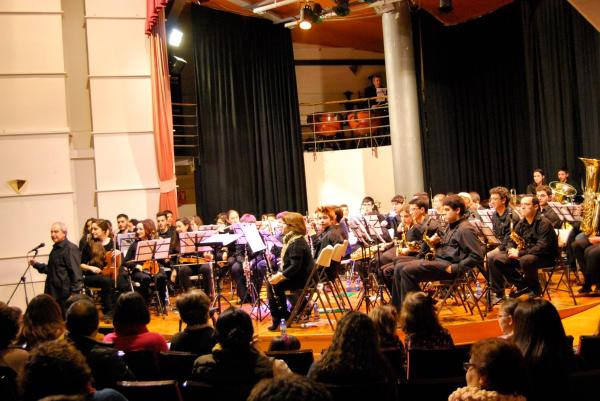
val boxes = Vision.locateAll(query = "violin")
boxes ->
[102,249,121,280]
[142,260,160,275]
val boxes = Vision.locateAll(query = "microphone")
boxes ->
[29,243,45,253]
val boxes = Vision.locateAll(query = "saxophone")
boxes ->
[509,217,525,251]
[422,233,436,261]
[579,157,600,236]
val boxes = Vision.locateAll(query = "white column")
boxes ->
[382,0,424,196]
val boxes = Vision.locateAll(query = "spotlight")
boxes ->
[168,28,183,47]
[299,5,313,30]
[169,55,187,75]
[439,0,452,12]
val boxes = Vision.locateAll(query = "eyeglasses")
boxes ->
[463,362,476,372]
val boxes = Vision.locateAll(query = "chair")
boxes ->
[540,253,577,305]
[158,351,199,381]
[579,335,600,369]
[433,269,485,320]
[569,369,600,401]
[265,349,314,375]
[323,380,395,401]
[116,380,182,401]
[381,346,406,380]
[182,380,253,401]
[328,240,353,312]
[121,350,161,380]
[287,245,335,330]
[0,366,18,401]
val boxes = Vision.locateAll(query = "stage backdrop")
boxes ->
[191,6,307,221]
[414,0,600,197]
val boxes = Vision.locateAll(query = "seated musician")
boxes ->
[379,204,413,291]
[557,166,580,195]
[312,205,347,280]
[267,212,313,331]
[573,238,600,294]
[123,219,167,303]
[116,213,132,235]
[79,219,126,319]
[386,195,405,233]
[171,217,213,295]
[486,186,520,302]
[156,211,178,278]
[432,193,446,215]
[394,195,484,308]
[536,185,562,229]
[229,213,267,304]
[489,196,558,297]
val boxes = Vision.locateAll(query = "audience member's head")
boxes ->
[369,305,401,349]
[112,292,150,334]
[215,307,254,352]
[18,294,65,348]
[460,339,526,397]
[176,290,211,326]
[512,298,573,365]
[66,299,99,338]
[248,374,332,401]
[400,292,443,336]
[0,302,22,350]
[497,299,519,339]
[268,335,301,352]
[64,294,93,312]
[19,340,92,401]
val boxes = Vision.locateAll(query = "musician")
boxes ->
[124,219,167,303]
[227,209,240,225]
[163,209,175,227]
[188,216,203,232]
[157,211,178,284]
[432,193,446,214]
[267,212,313,331]
[29,222,83,313]
[557,167,580,194]
[78,218,95,251]
[486,187,521,300]
[536,185,562,229]
[116,214,132,235]
[488,196,558,297]
[80,219,127,318]
[573,238,600,294]
[469,192,484,211]
[526,168,546,195]
[395,195,484,308]
[171,217,213,295]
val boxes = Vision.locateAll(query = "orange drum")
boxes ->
[314,113,341,137]
[348,110,381,136]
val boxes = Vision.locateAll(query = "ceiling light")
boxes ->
[168,28,183,47]
[299,4,313,30]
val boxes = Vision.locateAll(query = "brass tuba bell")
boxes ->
[549,181,577,204]
[579,157,600,236]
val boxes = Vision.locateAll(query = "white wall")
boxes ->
[0,0,74,309]
[85,0,159,223]
[304,146,396,216]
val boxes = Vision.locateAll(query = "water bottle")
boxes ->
[355,276,361,292]
[280,319,287,338]
[346,272,351,290]
[475,282,482,299]
[313,302,320,321]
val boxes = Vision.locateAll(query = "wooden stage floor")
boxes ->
[129,277,600,355]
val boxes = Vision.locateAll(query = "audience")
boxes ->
[248,374,332,401]
[308,312,395,387]
[400,292,454,350]
[449,338,526,401]
[19,340,127,401]
[171,290,215,355]
[191,307,290,398]
[17,294,65,350]
[103,292,167,353]
[512,298,581,401]
[497,299,518,340]
[369,305,404,349]
[268,335,301,352]
[65,298,134,389]
[0,302,28,374]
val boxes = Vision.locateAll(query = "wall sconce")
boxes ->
[7,179,27,194]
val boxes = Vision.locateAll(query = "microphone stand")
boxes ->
[7,249,38,306]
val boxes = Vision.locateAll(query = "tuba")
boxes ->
[579,157,600,236]
[549,181,577,204]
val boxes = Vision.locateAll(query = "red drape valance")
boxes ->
[146,0,169,35]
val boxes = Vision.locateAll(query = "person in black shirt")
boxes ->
[29,222,83,313]
[535,185,562,229]
[557,167,580,196]
[525,168,546,195]
[171,290,216,355]
[312,205,346,280]
[489,196,558,296]
[397,195,484,307]
[486,187,521,300]
[267,212,314,331]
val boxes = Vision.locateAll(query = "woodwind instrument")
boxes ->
[509,213,525,251]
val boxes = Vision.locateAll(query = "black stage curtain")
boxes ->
[191,6,307,221]
[414,0,600,197]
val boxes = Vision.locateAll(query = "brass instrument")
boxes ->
[397,224,420,256]
[509,188,518,207]
[350,242,392,261]
[509,215,525,251]
[422,233,436,261]
[549,181,577,204]
[579,157,600,236]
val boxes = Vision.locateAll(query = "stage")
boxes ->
[116,277,600,355]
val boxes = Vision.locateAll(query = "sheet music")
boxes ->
[239,223,267,254]
[200,233,242,246]
[133,238,171,262]
[548,201,582,222]
[469,219,500,245]
[117,232,136,256]
[476,209,495,231]
[179,230,218,254]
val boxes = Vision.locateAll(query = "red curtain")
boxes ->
[146,0,169,35]
[149,10,178,218]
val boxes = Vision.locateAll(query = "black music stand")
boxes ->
[7,248,40,306]
[200,233,241,314]
[133,238,170,315]
[117,232,136,256]
[175,229,217,294]
[469,219,501,313]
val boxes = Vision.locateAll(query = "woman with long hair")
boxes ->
[512,298,580,401]
[308,312,395,389]
[17,294,65,350]
[172,217,213,294]
[78,218,95,251]
[526,168,546,195]
[399,291,454,350]
[267,212,313,331]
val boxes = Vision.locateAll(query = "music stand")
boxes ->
[117,232,136,256]
[469,219,501,313]
[175,230,217,294]
[476,209,496,231]
[133,238,171,315]
[201,233,242,314]
[548,202,582,224]
[238,223,271,321]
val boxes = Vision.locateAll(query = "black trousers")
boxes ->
[267,281,304,322]
[176,263,212,294]
[582,243,600,286]
[399,258,454,306]
[489,251,554,295]
[390,256,419,309]
[230,256,267,302]
[83,273,113,314]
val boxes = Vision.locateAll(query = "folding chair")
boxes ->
[286,245,335,329]
[539,253,577,305]
[329,240,353,312]
[433,269,485,320]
